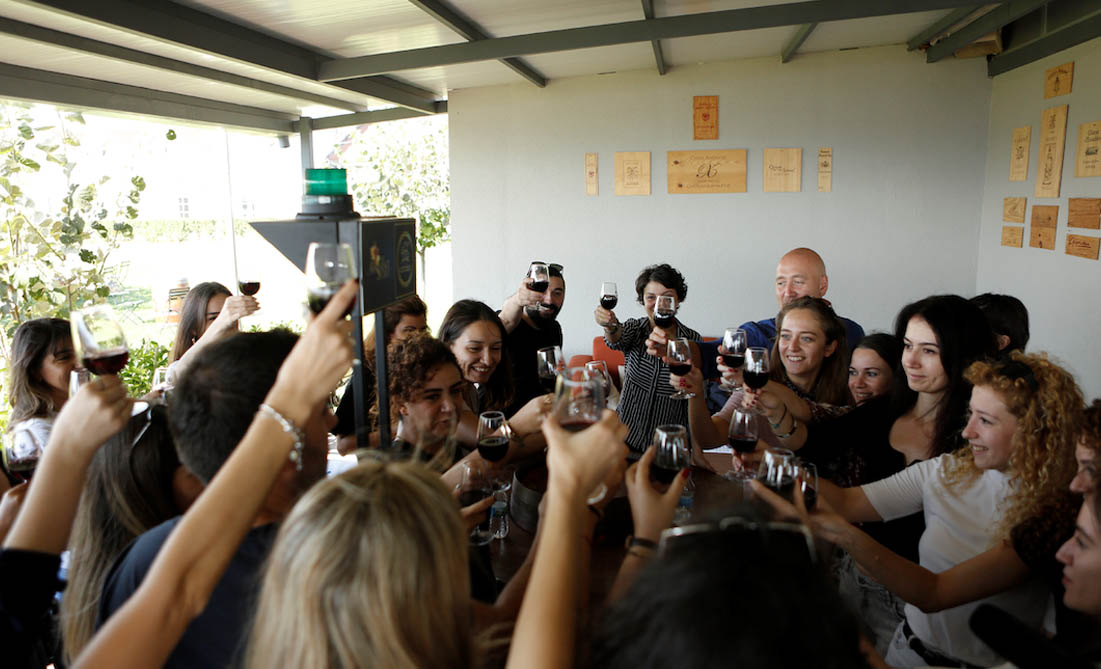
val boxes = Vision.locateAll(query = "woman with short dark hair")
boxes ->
[595,263,701,452]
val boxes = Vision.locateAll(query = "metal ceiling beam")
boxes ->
[906,5,982,50]
[780,22,817,62]
[0,62,295,133]
[640,0,667,75]
[319,0,1003,80]
[293,105,448,132]
[988,7,1101,75]
[20,0,443,113]
[0,16,365,113]
[406,0,547,87]
[926,0,1048,62]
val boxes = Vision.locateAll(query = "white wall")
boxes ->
[976,37,1101,399]
[449,46,992,360]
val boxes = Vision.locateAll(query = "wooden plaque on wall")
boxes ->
[1009,126,1030,182]
[1044,62,1073,99]
[614,152,651,196]
[585,152,598,196]
[1066,234,1100,260]
[1076,120,1101,178]
[1069,198,1101,230]
[1002,197,1026,223]
[817,148,833,192]
[667,150,747,194]
[1030,227,1056,250]
[1001,226,1024,248]
[693,96,718,140]
[1035,105,1068,198]
[763,148,801,193]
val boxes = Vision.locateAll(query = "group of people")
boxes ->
[0,246,1097,668]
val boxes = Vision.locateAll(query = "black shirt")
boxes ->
[332,365,378,438]
[0,549,59,668]
[97,517,278,669]
[505,315,562,416]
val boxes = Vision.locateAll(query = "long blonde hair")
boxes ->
[245,459,476,669]
[943,352,1084,539]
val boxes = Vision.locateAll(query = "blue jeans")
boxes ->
[835,552,906,657]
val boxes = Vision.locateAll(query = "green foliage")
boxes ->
[0,102,143,344]
[331,116,450,255]
[246,320,303,335]
[118,338,170,398]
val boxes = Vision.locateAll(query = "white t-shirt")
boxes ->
[9,415,55,461]
[862,455,1053,667]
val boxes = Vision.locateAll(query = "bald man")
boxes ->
[698,248,865,409]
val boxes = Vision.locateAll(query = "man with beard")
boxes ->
[498,262,565,415]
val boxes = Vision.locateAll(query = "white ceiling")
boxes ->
[0,0,971,130]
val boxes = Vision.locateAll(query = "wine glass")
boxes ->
[653,295,677,329]
[667,338,694,400]
[724,408,759,482]
[69,368,91,397]
[527,262,550,294]
[305,242,357,317]
[719,328,748,391]
[151,366,170,393]
[477,411,511,464]
[1,429,44,482]
[600,282,618,310]
[552,366,607,504]
[743,346,771,393]
[71,305,129,375]
[794,460,818,511]
[535,345,564,394]
[756,447,796,502]
[651,425,690,486]
[458,461,494,545]
[585,360,613,402]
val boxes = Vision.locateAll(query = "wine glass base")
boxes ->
[670,391,696,400]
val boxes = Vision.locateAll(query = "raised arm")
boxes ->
[507,410,627,669]
[75,282,356,669]
[500,278,544,333]
[168,295,259,382]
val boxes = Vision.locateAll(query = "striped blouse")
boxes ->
[607,317,701,452]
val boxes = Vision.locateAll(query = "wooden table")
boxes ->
[489,463,746,603]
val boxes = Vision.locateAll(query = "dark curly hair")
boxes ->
[634,264,688,306]
[383,333,462,424]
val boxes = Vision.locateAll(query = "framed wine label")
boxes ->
[667,149,747,194]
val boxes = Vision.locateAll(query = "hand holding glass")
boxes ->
[719,328,748,391]
[71,305,129,375]
[552,367,608,504]
[535,345,564,394]
[667,338,694,400]
[305,242,356,316]
[724,408,759,482]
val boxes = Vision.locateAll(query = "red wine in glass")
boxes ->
[743,370,769,390]
[668,362,692,376]
[653,313,675,328]
[477,436,509,462]
[529,280,549,293]
[768,475,797,503]
[721,354,745,369]
[560,418,595,433]
[728,436,757,454]
[650,463,679,485]
[802,485,818,510]
[539,375,557,393]
[83,349,130,375]
[307,287,354,318]
[600,295,618,310]
[238,280,260,296]
[459,489,493,533]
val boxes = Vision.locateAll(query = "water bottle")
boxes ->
[673,472,695,526]
[490,500,509,539]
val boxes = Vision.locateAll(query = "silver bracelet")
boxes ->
[258,403,305,471]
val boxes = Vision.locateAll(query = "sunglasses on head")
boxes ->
[530,261,564,273]
[659,516,817,564]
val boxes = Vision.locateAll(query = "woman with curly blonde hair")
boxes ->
[770,352,1085,667]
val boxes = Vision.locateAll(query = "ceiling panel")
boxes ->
[0,34,347,116]
[391,59,525,94]
[662,26,795,65]
[178,0,465,57]
[521,42,657,79]
[800,10,950,54]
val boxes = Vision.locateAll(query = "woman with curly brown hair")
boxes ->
[766,352,1085,667]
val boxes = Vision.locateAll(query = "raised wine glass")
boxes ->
[793,459,818,511]
[584,360,613,400]
[719,327,748,391]
[305,242,356,317]
[724,408,759,483]
[69,368,91,398]
[1,428,43,482]
[527,262,550,294]
[667,338,694,400]
[71,305,129,376]
[651,424,690,486]
[653,295,677,329]
[552,366,607,504]
[458,461,494,545]
[743,346,771,393]
[535,345,564,395]
[600,282,618,310]
[756,447,796,502]
[476,411,511,464]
